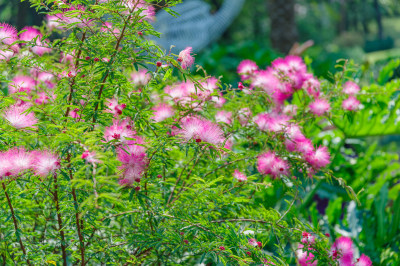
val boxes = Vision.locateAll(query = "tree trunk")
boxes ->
[373,0,383,40]
[267,0,298,54]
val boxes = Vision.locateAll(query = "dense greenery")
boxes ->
[0,0,399,265]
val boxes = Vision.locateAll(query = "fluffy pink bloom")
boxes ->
[117,138,147,185]
[301,232,315,245]
[248,238,259,247]
[45,15,62,31]
[151,103,174,122]
[3,104,38,129]
[342,96,360,111]
[211,92,226,107]
[101,22,120,35]
[82,150,100,164]
[105,98,126,116]
[19,27,41,44]
[284,55,307,74]
[0,23,17,46]
[331,237,354,265]
[178,47,194,69]
[295,138,315,155]
[35,91,53,105]
[257,152,290,179]
[303,74,320,98]
[233,170,247,182]
[238,108,252,126]
[31,40,52,56]
[343,81,360,95]
[283,104,298,116]
[69,108,80,119]
[356,254,372,266]
[297,244,317,266]
[305,146,330,169]
[237,59,258,80]
[178,116,225,145]
[9,75,37,94]
[0,151,14,178]
[309,98,331,116]
[8,148,33,175]
[131,70,151,86]
[60,52,74,65]
[32,150,60,177]
[215,111,232,125]
[254,113,290,133]
[284,124,306,152]
[0,49,14,61]
[58,6,94,28]
[104,119,135,143]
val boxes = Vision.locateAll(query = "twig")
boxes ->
[53,173,68,266]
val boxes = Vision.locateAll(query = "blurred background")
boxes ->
[2,0,400,81]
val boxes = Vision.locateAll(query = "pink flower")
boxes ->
[283,104,298,116]
[178,116,225,145]
[8,148,33,175]
[104,119,135,143]
[131,70,151,86]
[0,49,14,61]
[45,15,62,31]
[305,146,330,169]
[19,27,41,44]
[31,40,52,56]
[35,91,53,105]
[248,238,258,246]
[178,47,194,69]
[257,152,290,179]
[233,170,247,182]
[295,138,314,155]
[151,103,174,122]
[117,138,147,185]
[301,232,315,245]
[342,96,360,111]
[0,151,14,178]
[105,98,126,116]
[356,254,372,266]
[302,75,320,98]
[331,237,354,265]
[343,81,360,95]
[32,150,60,177]
[82,150,100,164]
[237,59,258,80]
[309,98,331,116]
[238,108,252,126]
[3,104,38,129]
[215,111,233,125]
[0,23,18,46]
[69,108,80,119]
[254,113,290,133]
[101,22,120,35]
[296,244,317,266]
[9,75,37,94]
[211,92,226,107]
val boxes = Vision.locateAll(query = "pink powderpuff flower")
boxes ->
[309,98,331,116]
[295,137,314,155]
[211,92,226,107]
[331,237,354,266]
[284,124,305,152]
[283,104,298,116]
[237,59,258,80]
[285,55,307,75]
[104,119,135,143]
[19,26,41,44]
[9,75,37,94]
[31,40,52,56]
[8,148,33,175]
[0,151,14,178]
[178,47,194,69]
[233,170,247,182]
[0,49,14,61]
[302,74,320,98]
[60,52,75,65]
[32,150,60,177]
[301,232,315,245]
[343,81,360,95]
[305,146,330,169]
[151,103,175,122]
[100,22,120,35]
[224,137,234,150]
[0,23,18,46]
[37,72,55,89]
[238,108,252,126]
[251,69,280,94]
[82,150,100,164]
[35,91,51,105]
[178,116,225,145]
[3,104,38,129]
[248,238,258,246]
[45,15,62,31]
[105,98,126,116]
[355,254,372,266]
[342,96,360,111]
[215,111,233,125]
[257,152,290,179]
[117,138,147,185]
[130,69,151,86]
[69,108,80,119]
[254,113,290,133]
[296,244,317,266]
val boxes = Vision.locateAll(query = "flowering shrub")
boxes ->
[0,0,396,265]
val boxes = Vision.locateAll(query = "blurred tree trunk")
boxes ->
[267,0,298,54]
[338,0,349,33]
[373,0,383,40]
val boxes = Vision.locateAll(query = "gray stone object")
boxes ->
[151,0,245,54]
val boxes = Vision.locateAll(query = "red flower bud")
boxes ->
[138,31,143,36]
[85,56,90,60]
[157,174,162,178]
[156,61,162,67]
[219,246,225,251]
[135,186,140,191]
[246,251,251,256]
